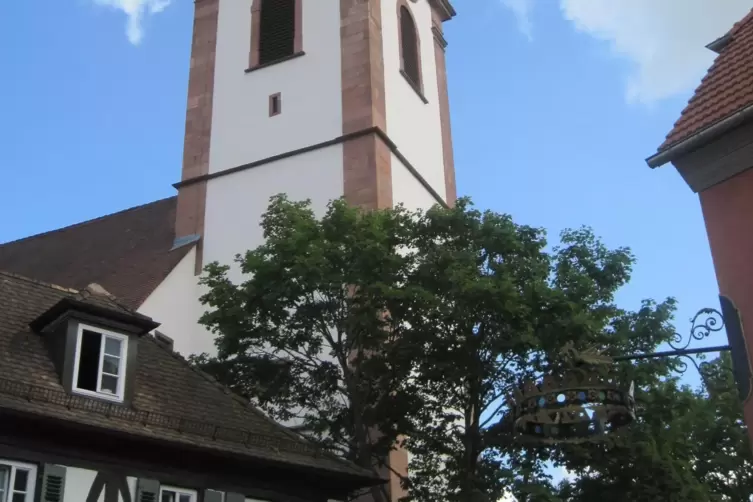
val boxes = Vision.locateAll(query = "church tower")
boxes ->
[174,0,456,281]
[171,2,456,499]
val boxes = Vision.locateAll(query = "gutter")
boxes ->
[646,102,753,168]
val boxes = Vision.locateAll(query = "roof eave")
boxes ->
[30,298,160,335]
[646,102,753,168]
[0,406,384,493]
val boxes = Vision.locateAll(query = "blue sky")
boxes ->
[1,0,751,357]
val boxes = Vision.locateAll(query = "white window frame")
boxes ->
[71,323,128,403]
[0,460,37,502]
[159,486,198,502]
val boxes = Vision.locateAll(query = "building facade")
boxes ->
[646,8,753,442]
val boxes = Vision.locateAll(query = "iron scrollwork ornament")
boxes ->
[669,307,724,352]
[509,342,636,445]
[666,307,725,390]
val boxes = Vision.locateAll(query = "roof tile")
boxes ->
[661,9,753,150]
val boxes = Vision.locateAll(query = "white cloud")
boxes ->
[500,0,752,104]
[94,0,171,45]
[501,0,535,40]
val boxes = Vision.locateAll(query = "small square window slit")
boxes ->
[269,92,282,117]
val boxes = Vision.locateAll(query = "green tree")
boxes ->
[195,195,744,502]
[395,199,678,502]
[194,195,424,502]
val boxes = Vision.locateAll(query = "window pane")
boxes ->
[102,355,120,376]
[100,374,118,394]
[178,495,191,502]
[77,330,102,391]
[161,490,176,502]
[104,337,122,357]
[11,493,24,502]
[0,465,8,502]
[12,470,27,492]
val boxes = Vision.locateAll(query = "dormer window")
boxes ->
[72,324,128,402]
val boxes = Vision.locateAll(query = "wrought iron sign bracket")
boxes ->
[509,302,744,445]
[612,307,731,390]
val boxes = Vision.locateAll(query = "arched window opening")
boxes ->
[399,6,421,88]
[259,0,295,65]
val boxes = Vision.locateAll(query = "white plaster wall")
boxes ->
[204,145,344,285]
[62,467,136,502]
[382,0,447,203]
[391,153,441,212]
[138,247,213,357]
[210,0,343,175]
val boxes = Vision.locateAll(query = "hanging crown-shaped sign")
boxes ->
[509,342,636,444]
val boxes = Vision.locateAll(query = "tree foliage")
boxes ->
[394,199,679,502]
[551,354,753,502]
[192,195,752,502]
[194,195,423,502]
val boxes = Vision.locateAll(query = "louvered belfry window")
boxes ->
[259,0,296,65]
[400,6,420,87]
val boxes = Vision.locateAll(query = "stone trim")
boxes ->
[340,0,391,210]
[176,0,220,274]
[245,51,305,74]
[248,0,303,70]
[340,2,401,499]
[174,127,449,208]
[396,0,425,98]
[429,0,456,22]
[249,0,261,67]
[431,9,456,206]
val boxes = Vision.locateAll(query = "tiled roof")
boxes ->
[0,271,378,482]
[0,197,190,308]
[660,9,753,150]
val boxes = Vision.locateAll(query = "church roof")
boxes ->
[0,197,189,309]
[658,8,753,151]
[0,271,379,485]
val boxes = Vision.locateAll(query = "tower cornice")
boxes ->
[430,0,456,22]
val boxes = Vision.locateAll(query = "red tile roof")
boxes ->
[0,197,192,308]
[660,8,753,150]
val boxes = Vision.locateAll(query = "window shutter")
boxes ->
[136,478,160,502]
[204,490,224,502]
[225,493,245,502]
[259,0,296,64]
[41,464,66,502]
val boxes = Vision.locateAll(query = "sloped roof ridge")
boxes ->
[0,196,177,247]
[74,283,138,314]
[0,270,78,295]
[730,8,753,36]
